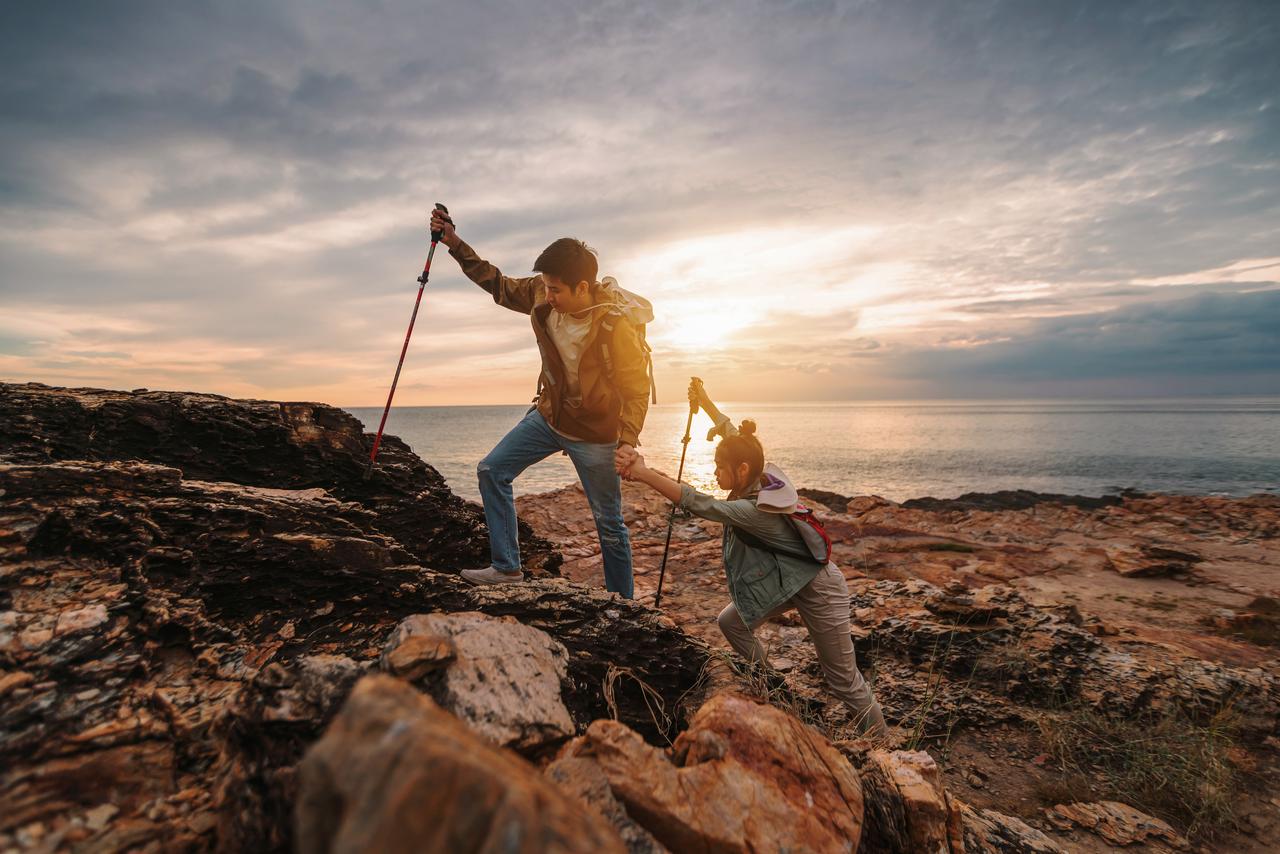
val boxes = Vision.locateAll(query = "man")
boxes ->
[431,208,652,598]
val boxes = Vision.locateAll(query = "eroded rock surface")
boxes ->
[558,691,865,853]
[521,475,1280,850]
[1046,801,1188,849]
[380,611,574,751]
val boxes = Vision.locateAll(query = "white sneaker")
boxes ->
[461,566,524,586]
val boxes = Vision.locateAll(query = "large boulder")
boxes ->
[295,674,625,854]
[380,611,574,751]
[556,691,865,853]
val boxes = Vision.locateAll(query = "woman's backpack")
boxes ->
[731,463,834,564]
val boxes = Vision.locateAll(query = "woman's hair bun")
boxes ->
[739,419,757,437]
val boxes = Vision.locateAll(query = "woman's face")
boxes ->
[714,456,747,492]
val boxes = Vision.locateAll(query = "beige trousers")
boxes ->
[718,563,887,736]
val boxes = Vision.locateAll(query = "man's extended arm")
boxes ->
[432,209,541,315]
[448,240,542,315]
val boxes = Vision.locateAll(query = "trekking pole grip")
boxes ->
[430,202,450,243]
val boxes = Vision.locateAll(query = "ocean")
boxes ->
[345,399,1280,503]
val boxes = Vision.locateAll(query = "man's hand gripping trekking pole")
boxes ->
[365,202,453,480]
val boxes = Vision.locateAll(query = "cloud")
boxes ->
[879,287,1280,395]
[1,1,1278,402]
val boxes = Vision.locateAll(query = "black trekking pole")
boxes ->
[364,202,450,480]
[654,378,701,608]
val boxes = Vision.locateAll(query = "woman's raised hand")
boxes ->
[688,376,713,411]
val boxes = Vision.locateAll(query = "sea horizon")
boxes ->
[346,397,1280,504]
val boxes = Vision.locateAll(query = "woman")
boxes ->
[617,381,887,736]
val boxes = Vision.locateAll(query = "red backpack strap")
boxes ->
[788,506,833,564]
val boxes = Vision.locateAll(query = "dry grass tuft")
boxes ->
[1038,703,1242,840]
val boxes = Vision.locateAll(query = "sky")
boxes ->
[2,0,1278,405]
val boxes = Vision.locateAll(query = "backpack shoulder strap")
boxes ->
[728,498,824,564]
[596,310,658,404]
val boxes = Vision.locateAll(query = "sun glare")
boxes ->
[660,301,758,350]
[616,223,884,352]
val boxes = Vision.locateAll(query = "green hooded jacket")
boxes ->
[678,482,824,626]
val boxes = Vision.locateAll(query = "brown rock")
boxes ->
[1047,801,1188,848]
[295,674,625,854]
[381,630,456,680]
[53,604,108,637]
[545,756,668,854]
[959,802,1063,853]
[559,691,864,853]
[867,750,963,854]
[1106,545,1202,578]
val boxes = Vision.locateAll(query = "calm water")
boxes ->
[346,400,1280,503]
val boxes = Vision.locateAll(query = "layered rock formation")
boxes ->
[0,383,706,852]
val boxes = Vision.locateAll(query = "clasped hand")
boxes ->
[615,444,641,479]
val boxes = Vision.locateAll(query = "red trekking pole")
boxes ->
[364,202,450,480]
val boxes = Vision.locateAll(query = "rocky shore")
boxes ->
[2,381,1277,853]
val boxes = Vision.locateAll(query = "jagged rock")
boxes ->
[213,655,369,851]
[841,745,1064,853]
[1046,801,1189,849]
[1106,545,1202,578]
[847,579,1280,737]
[545,757,668,854]
[0,381,559,573]
[797,487,858,513]
[557,691,864,853]
[295,674,626,854]
[849,749,962,853]
[958,803,1063,853]
[380,611,574,751]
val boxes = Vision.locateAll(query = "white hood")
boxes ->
[755,462,799,514]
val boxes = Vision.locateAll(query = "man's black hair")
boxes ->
[534,238,598,288]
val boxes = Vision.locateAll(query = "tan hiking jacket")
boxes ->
[449,239,651,447]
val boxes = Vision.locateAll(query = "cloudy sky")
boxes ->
[2,0,1278,405]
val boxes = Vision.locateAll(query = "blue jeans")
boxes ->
[477,408,634,598]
